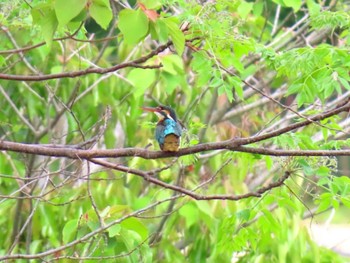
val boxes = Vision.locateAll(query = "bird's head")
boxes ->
[142,105,178,122]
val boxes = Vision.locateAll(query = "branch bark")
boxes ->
[0,41,172,81]
[0,100,349,159]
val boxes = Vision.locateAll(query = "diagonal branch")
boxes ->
[0,41,172,81]
[89,159,292,201]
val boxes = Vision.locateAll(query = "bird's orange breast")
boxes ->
[161,134,180,152]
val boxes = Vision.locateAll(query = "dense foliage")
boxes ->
[1,0,350,261]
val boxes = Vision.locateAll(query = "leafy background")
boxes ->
[0,0,350,262]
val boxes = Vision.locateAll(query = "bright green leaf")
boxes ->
[161,54,184,75]
[90,0,112,29]
[154,18,168,42]
[29,240,42,254]
[286,83,302,96]
[283,0,302,11]
[62,219,78,243]
[341,197,350,208]
[161,72,185,93]
[224,84,234,102]
[307,0,321,16]
[0,56,5,67]
[179,203,199,228]
[323,82,334,98]
[237,209,251,221]
[108,224,121,237]
[237,1,253,19]
[253,1,264,16]
[339,77,350,90]
[163,18,185,55]
[55,0,87,26]
[140,0,162,9]
[118,9,149,44]
[179,153,198,166]
[121,217,148,239]
[317,193,332,212]
[31,4,58,47]
[265,156,273,170]
[231,76,243,100]
[127,68,156,98]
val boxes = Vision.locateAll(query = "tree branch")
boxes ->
[0,100,349,159]
[89,159,292,201]
[0,41,172,81]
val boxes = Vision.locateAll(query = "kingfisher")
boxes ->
[142,105,182,152]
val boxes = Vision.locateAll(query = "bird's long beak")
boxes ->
[141,106,159,113]
[142,106,165,120]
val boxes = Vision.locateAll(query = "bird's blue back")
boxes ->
[156,118,182,146]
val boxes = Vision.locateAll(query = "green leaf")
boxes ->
[224,84,234,102]
[339,77,350,90]
[163,18,185,55]
[283,0,302,12]
[317,193,332,212]
[0,56,6,67]
[286,83,302,96]
[62,219,78,243]
[253,1,264,16]
[29,240,42,254]
[118,9,149,44]
[236,209,251,222]
[161,73,184,94]
[315,166,330,177]
[90,0,112,29]
[341,197,350,208]
[108,224,121,237]
[70,8,88,23]
[31,4,58,47]
[297,90,307,108]
[230,76,243,100]
[307,0,321,16]
[127,68,156,98]
[121,217,148,239]
[140,0,162,9]
[332,198,340,209]
[161,54,184,75]
[179,153,198,166]
[153,18,168,42]
[99,206,110,218]
[179,203,199,228]
[323,81,335,98]
[265,156,273,170]
[55,0,87,26]
[237,1,253,19]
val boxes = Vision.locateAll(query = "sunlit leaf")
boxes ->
[121,217,148,239]
[32,4,58,46]
[127,68,156,97]
[55,0,87,26]
[90,0,112,29]
[108,224,122,237]
[237,1,253,19]
[62,219,78,243]
[118,9,149,44]
[163,18,185,55]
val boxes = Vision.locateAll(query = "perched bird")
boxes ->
[142,105,182,152]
